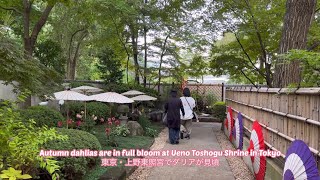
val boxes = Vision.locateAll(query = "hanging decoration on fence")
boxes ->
[248,120,266,180]
[232,112,243,150]
[283,140,320,180]
[227,106,233,141]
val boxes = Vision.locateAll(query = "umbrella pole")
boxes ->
[85,101,87,119]
[67,105,69,129]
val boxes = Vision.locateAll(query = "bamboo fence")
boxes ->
[226,86,320,170]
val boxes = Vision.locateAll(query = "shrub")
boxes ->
[79,117,97,132]
[212,101,226,122]
[137,115,151,131]
[110,125,130,137]
[145,127,158,137]
[86,102,111,119]
[206,94,217,107]
[0,100,66,179]
[69,82,92,88]
[104,83,159,97]
[20,106,64,127]
[62,102,110,121]
[191,91,205,112]
[44,128,102,179]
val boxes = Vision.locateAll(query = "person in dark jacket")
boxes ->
[165,89,185,144]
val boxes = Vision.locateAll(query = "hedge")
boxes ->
[44,128,102,179]
[20,106,64,127]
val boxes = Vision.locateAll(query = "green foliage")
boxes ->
[34,39,67,75]
[97,48,124,84]
[282,50,320,87]
[69,81,92,88]
[0,100,67,178]
[63,102,110,120]
[191,91,204,112]
[110,125,130,137]
[211,101,226,122]
[80,117,97,132]
[145,127,158,137]
[205,94,217,107]
[137,115,151,131]
[104,83,159,97]
[0,167,32,180]
[0,31,63,95]
[86,102,111,119]
[20,106,64,127]
[186,55,208,78]
[44,128,102,179]
[210,0,286,85]
[38,157,61,180]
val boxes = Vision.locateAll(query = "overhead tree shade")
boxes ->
[121,90,145,96]
[131,95,157,101]
[90,92,134,104]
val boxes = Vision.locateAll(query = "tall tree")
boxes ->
[96,48,124,84]
[209,0,286,86]
[0,0,68,58]
[274,0,317,87]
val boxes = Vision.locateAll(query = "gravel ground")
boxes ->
[127,128,168,180]
[215,130,255,180]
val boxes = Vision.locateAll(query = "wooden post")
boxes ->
[221,83,224,101]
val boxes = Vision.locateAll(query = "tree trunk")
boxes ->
[143,0,148,87]
[158,35,170,93]
[109,14,131,84]
[66,29,87,79]
[22,0,53,58]
[143,26,147,87]
[274,0,317,87]
[131,25,139,84]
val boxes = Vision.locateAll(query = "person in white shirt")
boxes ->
[180,88,196,139]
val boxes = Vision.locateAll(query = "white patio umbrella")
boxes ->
[90,92,134,103]
[71,86,103,94]
[121,90,145,96]
[71,86,103,119]
[54,90,93,128]
[131,95,157,101]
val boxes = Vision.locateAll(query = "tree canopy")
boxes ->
[1,0,320,95]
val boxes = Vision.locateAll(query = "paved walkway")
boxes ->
[147,122,234,180]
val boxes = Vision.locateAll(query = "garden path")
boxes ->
[128,122,235,180]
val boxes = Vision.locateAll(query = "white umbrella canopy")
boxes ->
[90,92,134,104]
[71,86,103,94]
[54,90,93,101]
[121,90,145,96]
[131,95,157,101]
